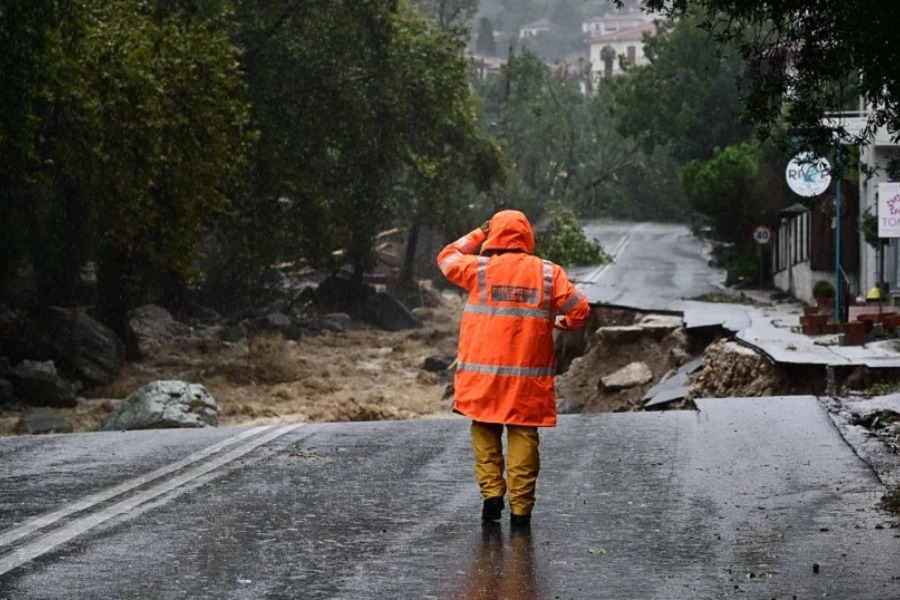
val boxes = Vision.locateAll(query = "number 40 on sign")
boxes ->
[752,225,773,246]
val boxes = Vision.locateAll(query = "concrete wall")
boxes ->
[773,262,834,305]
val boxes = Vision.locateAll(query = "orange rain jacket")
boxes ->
[437,210,591,427]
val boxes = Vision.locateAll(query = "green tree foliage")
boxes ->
[408,0,477,32]
[681,143,760,242]
[680,141,792,283]
[536,203,610,267]
[0,0,505,321]
[0,1,65,291]
[0,0,251,326]
[613,11,751,162]
[216,0,503,304]
[630,0,900,152]
[223,0,405,298]
[474,49,688,224]
[390,5,506,292]
[474,17,497,56]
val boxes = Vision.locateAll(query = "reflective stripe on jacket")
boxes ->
[437,210,590,427]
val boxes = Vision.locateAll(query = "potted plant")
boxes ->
[812,280,835,312]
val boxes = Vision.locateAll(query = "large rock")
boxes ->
[98,380,218,431]
[423,354,455,372]
[315,276,375,312]
[594,326,646,346]
[219,321,250,343]
[0,377,18,407]
[636,314,684,338]
[600,362,653,391]
[363,293,423,332]
[40,307,125,387]
[125,305,192,359]
[254,312,301,340]
[9,361,77,408]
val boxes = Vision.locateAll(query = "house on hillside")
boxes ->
[551,55,593,94]
[582,14,647,35]
[519,19,555,39]
[467,54,506,80]
[587,21,657,82]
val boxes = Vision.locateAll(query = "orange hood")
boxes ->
[481,210,535,254]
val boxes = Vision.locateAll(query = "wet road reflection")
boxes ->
[452,523,542,600]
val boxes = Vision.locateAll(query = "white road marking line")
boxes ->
[585,228,635,283]
[0,424,302,576]
[0,426,273,548]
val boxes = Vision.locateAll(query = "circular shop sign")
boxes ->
[785,152,832,197]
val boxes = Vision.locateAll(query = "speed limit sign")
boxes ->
[752,224,773,246]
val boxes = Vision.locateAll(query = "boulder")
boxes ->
[256,312,301,340]
[315,276,375,312]
[0,378,18,407]
[594,326,646,346]
[423,354,455,372]
[320,313,351,333]
[363,293,423,332]
[600,362,653,391]
[18,359,57,374]
[636,314,684,338]
[323,312,352,327]
[15,410,74,435]
[98,380,218,431]
[125,305,191,359]
[191,306,221,325]
[9,362,77,408]
[40,307,124,387]
[220,321,250,343]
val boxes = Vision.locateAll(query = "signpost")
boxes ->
[752,225,773,284]
[785,149,839,320]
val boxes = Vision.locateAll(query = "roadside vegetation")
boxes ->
[881,487,900,518]
[2,0,898,331]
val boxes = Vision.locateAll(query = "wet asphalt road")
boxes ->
[1,396,899,599]
[568,222,723,310]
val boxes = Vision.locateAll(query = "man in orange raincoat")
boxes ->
[437,210,591,527]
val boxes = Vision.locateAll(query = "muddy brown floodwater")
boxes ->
[0,292,468,436]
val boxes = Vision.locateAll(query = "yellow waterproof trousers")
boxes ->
[470,421,540,516]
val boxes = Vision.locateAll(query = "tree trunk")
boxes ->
[399,219,421,295]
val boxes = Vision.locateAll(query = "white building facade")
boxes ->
[859,121,900,297]
[587,21,656,82]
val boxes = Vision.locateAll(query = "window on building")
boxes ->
[626,46,636,64]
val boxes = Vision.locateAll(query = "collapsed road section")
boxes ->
[556,301,900,414]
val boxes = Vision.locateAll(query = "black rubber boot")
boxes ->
[510,513,531,528]
[482,497,504,521]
